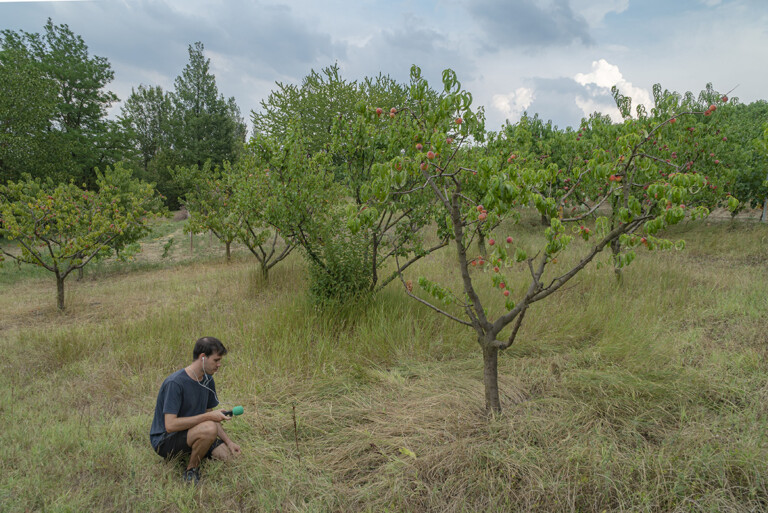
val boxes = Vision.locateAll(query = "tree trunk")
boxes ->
[476,227,487,257]
[190,232,194,253]
[56,276,65,310]
[76,267,84,281]
[261,263,269,282]
[763,170,768,223]
[611,238,623,282]
[225,241,231,262]
[483,345,501,413]
[541,213,549,226]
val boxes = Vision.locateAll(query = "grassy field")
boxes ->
[1,215,767,512]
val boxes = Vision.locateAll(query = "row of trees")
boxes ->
[1,20,243,309]
[1,20,123,187]
[1,20,245,205]
[3,22,767,412]
[173,65,754,412]
[120,41,246,207]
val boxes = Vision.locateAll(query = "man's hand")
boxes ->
[227,441,242,457]
[207,410,229,423]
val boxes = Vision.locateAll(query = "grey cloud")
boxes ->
[2,1,342,83]
[344,20,478,92]
[194,2,344,78]
[468,0,593,51]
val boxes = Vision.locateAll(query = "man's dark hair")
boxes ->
[193,336,228,360]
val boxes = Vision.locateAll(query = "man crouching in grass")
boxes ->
[150,337,241,484]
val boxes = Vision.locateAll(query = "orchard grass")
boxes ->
[1,214,767,512]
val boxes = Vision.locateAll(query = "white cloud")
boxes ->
[574,96,621,122]
[573,59,651,120]
[492,87,535,122]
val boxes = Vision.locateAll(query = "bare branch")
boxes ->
[492,305,528,350]
[557,167,591,209]
[377,237,450,291]
[561,193,613,222]
[532,216,650,303]
[419,166,451,209]
[447,191,488,330]
[64,233,121,279]
[635,152,680,170]
[393,251,473,327]
[3,240,55,273]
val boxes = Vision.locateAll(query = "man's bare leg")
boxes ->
[211,443,233,462]
[186,421,217,469]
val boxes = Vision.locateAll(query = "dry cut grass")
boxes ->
[1,215,767,512]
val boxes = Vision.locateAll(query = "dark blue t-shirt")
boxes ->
[150,368,219,449]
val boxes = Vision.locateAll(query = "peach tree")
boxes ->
[337,71,456,298]
[173,161,241,262]
[587,83,739,276]
[0,164,161,309]
[229,126,339,283]
[370,68,734,412]
[253,66,450,302]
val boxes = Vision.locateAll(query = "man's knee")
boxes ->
[211,443,232,462]
[189,421,218,444]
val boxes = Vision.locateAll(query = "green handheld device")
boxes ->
[222,406,244,417]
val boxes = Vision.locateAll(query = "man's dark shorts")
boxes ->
[153,431,224,459]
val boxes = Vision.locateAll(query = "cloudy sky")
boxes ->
[2,0,766,132]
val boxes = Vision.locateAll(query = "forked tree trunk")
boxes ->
[56,276,65,310]
[483,345,501,413]
[225,241,231,262]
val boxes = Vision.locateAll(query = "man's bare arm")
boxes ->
[164,411,228,432]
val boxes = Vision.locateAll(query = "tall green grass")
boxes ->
[1,217,767,511]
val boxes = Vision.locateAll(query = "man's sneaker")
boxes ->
[183,467,200,485]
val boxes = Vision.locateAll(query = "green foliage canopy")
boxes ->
[0,164,163,309]
[0,19,127,186]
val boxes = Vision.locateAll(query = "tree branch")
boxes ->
[393,251,473,327]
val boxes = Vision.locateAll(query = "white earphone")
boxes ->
[197,354,219,404]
